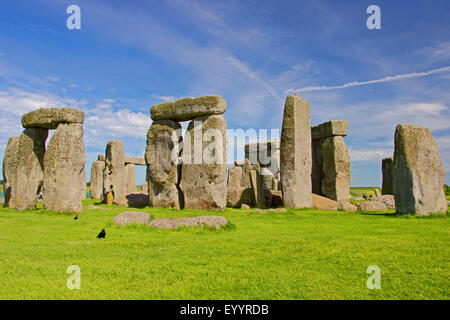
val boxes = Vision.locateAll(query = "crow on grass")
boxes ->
[97,228,106,239]
[74,215,78,220]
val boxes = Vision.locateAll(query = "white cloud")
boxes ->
[150,94,177,102]
[349,148,393,162]
[45,76,60,82]
[419,42,450,64]
[287,66,450,93]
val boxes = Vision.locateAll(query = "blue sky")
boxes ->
[0,0,449,186]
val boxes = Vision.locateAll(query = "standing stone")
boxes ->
[145,120,182,209]
[90,160,105,199]
[141,182,148,194]
[250,169,267,209]
[181,115,227,210]
[80,168,86,200]
[260,167,274,190]
[103,140,127,206]
[9,128,48,210]
[320,136,351,201]
[311,120,351,201]
[226,166,243,208]
[125,163,136,194]
[2,136,19,206]
[382,157,394,195]
[280,94,312,208]
[43,123,85,212]
[393,124,447,215]
[245,140,280,175]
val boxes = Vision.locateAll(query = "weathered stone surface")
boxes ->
[382,157,394,195]
[234,160,245,166]
[272,178,279,191]
[270,190,283,208]
[90,160,105,199]
[260,167,274,190]
[103,140,127,206]
[9,128,48,210]
[2,136,19,206]
[245,140,280,175]
[357,200,387,211]
[377,194,395,209]
[125,193,149,207]
[80,167,86,201]
[240,158,259,189]
[393,124,447,215]
[87,205,108,210]
[374,188,381,198]
[311,120,348,140]
[124,157,146,166]
[280,94,312,208]
[145,120,182,209]
[338,201,358,212]
[250,169,267,209]
[150,96,227,122]
[141,182,148,194]
[313,135,351,201]
[241,204,251,210]
[312,193,339,210]
[43,123,85,213]
[125,164,136,194]
[98,154,105,161]
[226,166,243,208]
[148,216,228,230]
[113,211,150,225]
[181,115,227,210]
[22,107,84,129]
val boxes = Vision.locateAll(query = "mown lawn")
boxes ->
[0,197,448,300]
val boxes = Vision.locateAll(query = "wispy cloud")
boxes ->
[287,66,450,93]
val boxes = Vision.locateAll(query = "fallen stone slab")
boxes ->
[113,211,150,226]
[240,204,251,210]
[87,205,109,210]
[148,216,228,230]
[373,194,395,209]
[338,201,358,212]
[357,200,387,211]
[150,96,227,122]
[312,193,338,210]
[22,107,84,129]
[311,120,348,140]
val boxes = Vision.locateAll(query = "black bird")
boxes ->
[97,228,106,239]
[74,215,78,220]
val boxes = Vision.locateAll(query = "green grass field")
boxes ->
[0,196,449,300]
